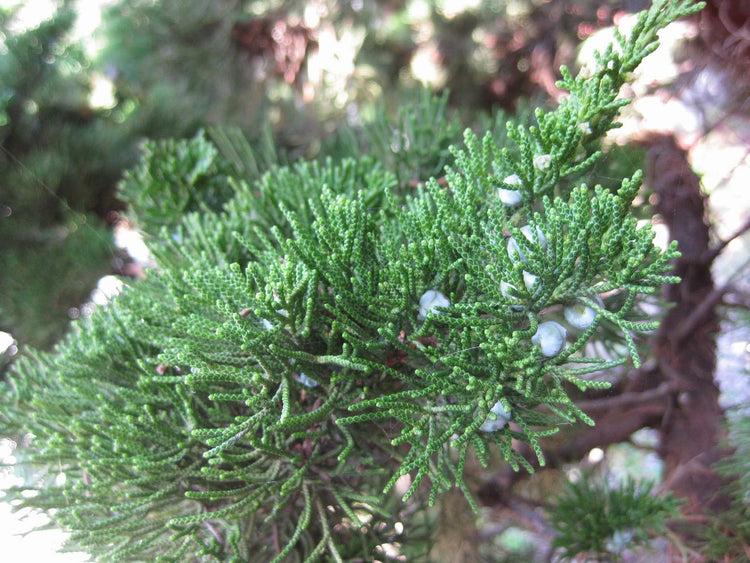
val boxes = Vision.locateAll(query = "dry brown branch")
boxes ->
[575,382,675,412]
[703,213,750,263]
[672,282,732,342]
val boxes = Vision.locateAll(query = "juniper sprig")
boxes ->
[0,1,703,561]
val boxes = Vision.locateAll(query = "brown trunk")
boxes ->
[429,487,481,563]
[647,134,728,516]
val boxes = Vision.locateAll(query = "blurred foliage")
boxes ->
[0,2,123,351]
[324,88,463,184]
[0,215,113,350]
[98,0,267,139]
[702,412,750,561]
[550,475,683,560]
[97,0,651,145]
[0,4,133,221]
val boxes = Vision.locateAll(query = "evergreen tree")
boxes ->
[0,3,129,350]
[0,1,706,561]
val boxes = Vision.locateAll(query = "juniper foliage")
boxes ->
[549,475,682,559]
[117,130,236,235]
[702,413,750,560]
[0,1,703,561]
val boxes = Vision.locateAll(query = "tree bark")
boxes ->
[647,134,728,516]
[430,487,481,563]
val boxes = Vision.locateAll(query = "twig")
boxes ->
[627,441,658,452]
[272,523,280,555]
[664,527,703,563]
[407,176,447,188]
[672,283,729,343]
[575,382,674,412]
[203,520,223,544]
[506,496,556,537]
[720,293,750,310]
[703,214,750,263]
[673,251,750,342]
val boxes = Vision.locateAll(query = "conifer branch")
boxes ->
[0,1,706,560]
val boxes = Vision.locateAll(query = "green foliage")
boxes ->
[4,289,393,561]
[98,0,251,138]
[549,475,682,559]
[328,89,463,184]
[701,413,750,561]
[0,1,704,561]
[0,214,113,350]
[119,130,235,236]
[0,5,132,222]
[98,0,327,142]
[720,414,750,520]
[0,4,128,349]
